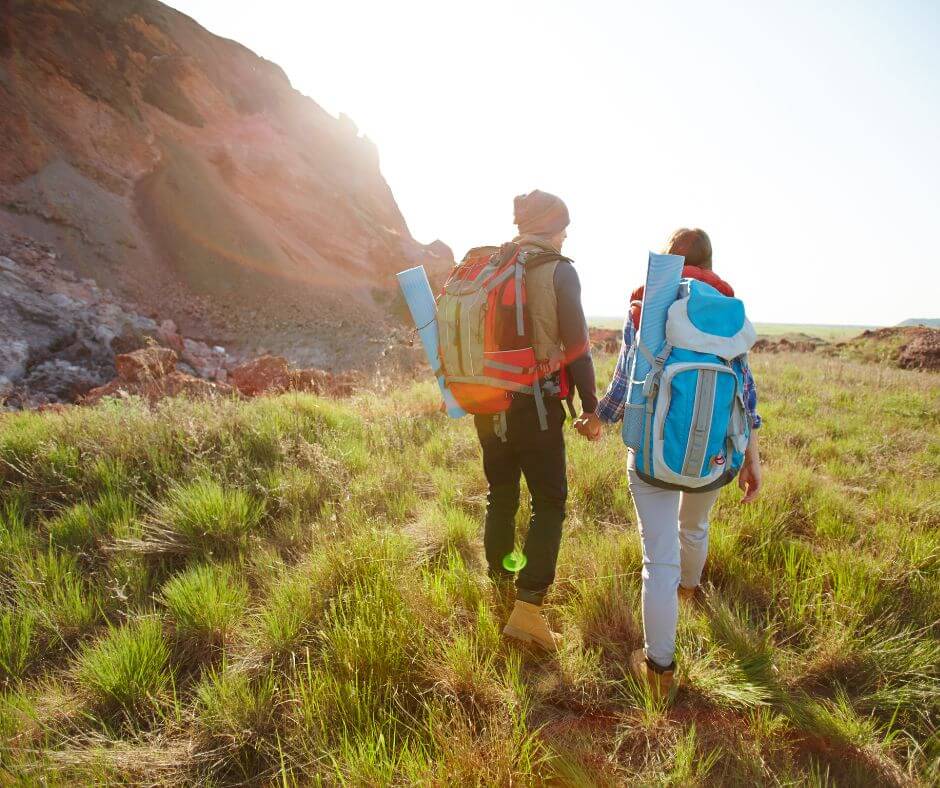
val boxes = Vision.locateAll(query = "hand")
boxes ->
[738,458,762,503]
[573,412,603,442]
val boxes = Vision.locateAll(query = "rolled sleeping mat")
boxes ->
[396,265,467,419]
[622,252,685,448]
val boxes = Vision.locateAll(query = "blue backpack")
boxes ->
[625,278,756,492]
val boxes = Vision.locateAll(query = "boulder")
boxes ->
[0,340,31,383]
[230,355,292,396]
[114,347,178,383]
[83,371,233,406]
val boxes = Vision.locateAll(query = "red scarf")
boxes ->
[629,266,734,330]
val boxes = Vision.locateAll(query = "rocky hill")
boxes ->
[750,326,940,371]
[0,0,451,379]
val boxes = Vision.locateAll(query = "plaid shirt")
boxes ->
[596,315,762,429]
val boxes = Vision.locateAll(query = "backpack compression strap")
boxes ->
[639,343,672,477]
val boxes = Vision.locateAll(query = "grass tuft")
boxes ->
[0,609,38,686]
[194,665,279,778]
[74,617,171,721]
[159,562,249,651]
[139,479,263,559]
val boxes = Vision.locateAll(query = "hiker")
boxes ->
[579,227,763,698]
[473,190,598,652]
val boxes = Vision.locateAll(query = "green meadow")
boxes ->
[0,353,937,785]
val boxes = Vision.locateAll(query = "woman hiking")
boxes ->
[578,227,763,701]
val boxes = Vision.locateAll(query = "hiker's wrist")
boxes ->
[745,432,760,463]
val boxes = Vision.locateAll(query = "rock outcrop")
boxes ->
[0,232,238,408]
[114,346,178,383]
[82,347,232,405]
[897,329,940,371]
[842,327,940,372]
[80,347,357,406]
[0,0,452,372]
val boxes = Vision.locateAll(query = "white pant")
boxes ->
[627,467,721,668]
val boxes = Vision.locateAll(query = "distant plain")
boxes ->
[589,318,876,341]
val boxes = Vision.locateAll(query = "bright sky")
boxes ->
[165,0,939,325]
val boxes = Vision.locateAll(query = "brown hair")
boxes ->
[665,228,712,270]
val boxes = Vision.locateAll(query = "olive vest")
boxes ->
[513,234,567,370]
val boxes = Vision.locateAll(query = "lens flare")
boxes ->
[502,550,527,572]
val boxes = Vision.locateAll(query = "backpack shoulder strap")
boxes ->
[497,242,521,265]
[522,251,573,271]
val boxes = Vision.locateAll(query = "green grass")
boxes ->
[141,477,264,560]
[159,563,249,651]
[74,617,171,722]
[0,357,937,784]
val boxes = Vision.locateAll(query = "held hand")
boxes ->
[738,459,762,503]
[573,412,603,442]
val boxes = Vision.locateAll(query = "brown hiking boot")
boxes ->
[629,648,676,702]
[678,584,697,604]
[503,601,561,652]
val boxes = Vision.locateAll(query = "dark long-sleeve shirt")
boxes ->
[553,262,597,413]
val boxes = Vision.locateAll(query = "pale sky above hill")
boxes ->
[165,0,939,326]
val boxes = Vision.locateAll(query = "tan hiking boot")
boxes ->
[629,648,676,702]
[502,601,561,652]
[678,584,697,604]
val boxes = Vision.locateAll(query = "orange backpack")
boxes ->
[436,243,568,431]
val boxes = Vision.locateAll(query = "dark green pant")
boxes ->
[474,396,567,604]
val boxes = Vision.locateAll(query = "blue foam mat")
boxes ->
[622,252,685,448]
[396,265,466,419]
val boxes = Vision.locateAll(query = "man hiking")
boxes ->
[476,189,598,652]
[582,227,763,699]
